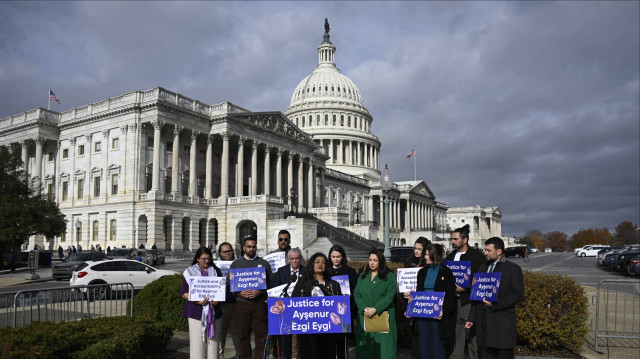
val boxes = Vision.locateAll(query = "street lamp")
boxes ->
[380,164,394,260]
[353,198,362,225]
[75,219,81,250]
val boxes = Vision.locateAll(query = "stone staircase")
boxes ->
[302,219,383,261]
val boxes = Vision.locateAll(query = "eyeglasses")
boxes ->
[278,238,289,242]
[198,257,212,261]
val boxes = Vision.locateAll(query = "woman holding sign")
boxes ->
[328,245,358,359]
[181,247,224,359]
[409,243,456,359]
[354,248,397,359]
[291,252,343,359]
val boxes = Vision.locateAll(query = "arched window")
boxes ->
[317,115,320,126]
[333,115,336,126]
[348,116,351,127]
[302,116,305,127]
[340,115,344,126]
[325,114,329,126]
[110,219,117,241]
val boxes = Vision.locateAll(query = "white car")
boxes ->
[71,259,177,297]
[575,245,610,257]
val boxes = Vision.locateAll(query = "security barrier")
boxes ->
[591,279,640,352]
[0,282,134,328]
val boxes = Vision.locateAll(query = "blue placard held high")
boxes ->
[268,296,352,335]
[444,261,472,288]
[469,272,501,302]
[229,267,267,292]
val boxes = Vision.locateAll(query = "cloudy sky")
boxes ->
[1,1,638,237]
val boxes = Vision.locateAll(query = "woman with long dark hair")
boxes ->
[291,252,343,359]
[405,237,430,268]
[407,243,456,359]
[354,248,397,359]
[180,247,224,359]
[328,245,358,359]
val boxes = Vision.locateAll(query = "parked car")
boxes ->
[624,255,640,276]
[504,246,528,258]
[70,259,177,298]
[52,251,107,280]
[109,248,136,260]
[389,247,414,263]
[633,261,640,277]
[147,249,165,265]
[614,249,640,272]
[576,245,610,257]
[529,247,539,253]
[545,248,552,253]
[596,246,623,266]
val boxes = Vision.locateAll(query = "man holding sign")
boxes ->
[444,224,485,359]
[465,237,524,359]
[230,237,273,359]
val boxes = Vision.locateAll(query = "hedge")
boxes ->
[0,316,172,358]
[131,273,188,331]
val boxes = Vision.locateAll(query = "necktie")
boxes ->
[489,263,495,273]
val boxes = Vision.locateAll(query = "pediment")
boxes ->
[409,181,435,199]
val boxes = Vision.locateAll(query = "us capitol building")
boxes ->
[0,23,502,255]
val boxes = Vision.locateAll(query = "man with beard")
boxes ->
[465,237,524,359]
[444,224,485,359]
[218,242,240,359]
[230,237,273,359]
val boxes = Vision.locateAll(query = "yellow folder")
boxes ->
[364,311,389,333]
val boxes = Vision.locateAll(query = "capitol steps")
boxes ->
[301,220,383,261]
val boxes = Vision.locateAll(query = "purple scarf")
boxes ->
[200,266,215,339]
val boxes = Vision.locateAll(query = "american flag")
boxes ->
[406,149,415,159]
[49,89,61,104]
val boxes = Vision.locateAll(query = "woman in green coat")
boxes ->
[354,248,397,359]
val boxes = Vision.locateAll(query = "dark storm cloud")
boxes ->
[0,1,637,237]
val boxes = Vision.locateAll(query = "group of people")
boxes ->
[181,225,524,359]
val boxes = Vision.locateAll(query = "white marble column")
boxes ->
[251,141,258,196]
[337,140,343,164]
[287,153,294,195]
[329,139,334,163]
[34,137,44,188]
[320,168,326,206]
[276,149,283,197]
[264,145,271,195]
[189,130,199,197]
[237,136,245,196]
[19,140,29,173]
[151,121,163,192]
[307,162,314,209]
[297,157,304,210]
[220,133,229,196]
[357,141,361,166]
[205,135,213,199]
[171,126,182,195]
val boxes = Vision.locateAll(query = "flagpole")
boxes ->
[413,147,417,181]
[48,88,51,110]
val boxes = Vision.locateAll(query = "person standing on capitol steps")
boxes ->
[273,248,305,359]
[291,252,342,359]
[217,242,240,359]
[229,237,272,359]
[406,243,457,359]
[444,224,485,359]
[354,248,397,359]
[328,244,358,359]
[465,237,524,359]
[181,247,224,359]
[403,236,430,359]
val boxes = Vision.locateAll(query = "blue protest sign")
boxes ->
[268,295,352,335]
[469,272,501,302]
[444,261,472,288]
[229,267,267,292]
[405,291,445,318]
[331,275,351,296]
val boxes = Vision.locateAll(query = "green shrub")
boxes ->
[517,271,589,352]
[0,316,172,359]
[131,273,188,331]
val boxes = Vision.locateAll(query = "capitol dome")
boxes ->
[285,22,381,181]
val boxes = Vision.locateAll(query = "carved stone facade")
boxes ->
[445,206,503,248]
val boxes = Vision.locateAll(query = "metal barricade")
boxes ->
[0,282,134,328]
[591,279,640,352]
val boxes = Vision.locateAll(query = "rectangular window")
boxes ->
[183,145,190,156]
[47,183,54,200]
[110,220,117,241]
[92,221,99,242]
[61,232,66,242]
[199,149,205,159]
[94,177,101,197]
[78,145,85,156]
[111,174,118,195]
[167,141,173,152]
[94,141,101,152]
[111,138,119,149]
[62,181,68,201]
[62,148,69,159]
[148,136,154,148]
[47,152,54,162]
[77,179,84,199]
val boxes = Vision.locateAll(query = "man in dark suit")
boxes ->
[445,224,485,359]
[273,248,305,359]
[465,237,524,359]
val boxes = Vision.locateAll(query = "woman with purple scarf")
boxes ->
[181,247,224,359]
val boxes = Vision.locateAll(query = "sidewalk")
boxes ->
[0,266,54,290]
